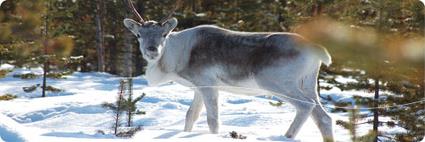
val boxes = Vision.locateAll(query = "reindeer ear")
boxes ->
[162,17,178,32]
[123,18,141,35]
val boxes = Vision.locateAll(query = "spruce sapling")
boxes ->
[102,80,126,135]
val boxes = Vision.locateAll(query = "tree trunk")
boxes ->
[42,1,50,98]
[114,82,125,135]
[191,0,196,13]
[42,60,47,97]
[372,0,384,140]
[373,78,379,142]
[127,78,133,127]
[124,0,135,127]
[123,10,133,76]
[311,0,322,16]
[278,0,288,31]
[95,0,105,72]
[123,34,132,77]
[108,23,119,74]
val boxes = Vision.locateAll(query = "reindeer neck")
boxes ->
[154,30,194,74]
[144,30,193,86]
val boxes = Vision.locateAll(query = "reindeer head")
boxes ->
[124,18,177,61]
[123,0,180,61]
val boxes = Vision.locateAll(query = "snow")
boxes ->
[0,67,404,142]
[0,114,28,142]
[0,64,14,70]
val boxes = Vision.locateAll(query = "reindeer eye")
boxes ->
[136,34,141,38]
[162,34,167,38]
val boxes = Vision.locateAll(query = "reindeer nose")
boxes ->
[147,46,157,52]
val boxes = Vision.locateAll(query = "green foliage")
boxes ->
[0,93,17,101]
[0,69,11,78]
[102,79,145,136]
[229,131,247,139]
[45,85,62,93]
[324,67,424,141]
[357,131,378,142]
[336,113,357,141]
[115,125,143,137]
[11,70,68,82]
[23,84,40,93]
[102,88,125,135]
[13,73,39,79]
[46,71,73,79]
[269,100,284,107]
[331,101,350,113]
[0,0,45,65]
[1,0,77,98]
[22,84,62,93]
[122,93,146,115]
[102,101,126,111]
[46,36,74,58]
[122,78,145,127]
[336,108,377,142]
[0,0,423,139]
[46,72,65,79]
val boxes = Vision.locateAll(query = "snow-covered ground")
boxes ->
[0,65,393,142]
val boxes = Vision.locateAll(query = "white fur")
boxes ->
[126,22,334,141]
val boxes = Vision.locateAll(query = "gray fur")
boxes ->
[124,18,178,61]
[180,26,301,83]
[123,18,334,142]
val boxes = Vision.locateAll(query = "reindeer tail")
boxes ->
[315,45,332,66]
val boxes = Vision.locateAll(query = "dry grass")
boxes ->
[0,93,17,101]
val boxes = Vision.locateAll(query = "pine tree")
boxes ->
[337,107,377,142]
[0,0,74,97]
[102,80,126,135]
[41,0,50,97]
[103,79,146,136]
[307,0,424,141]
[123,91,146,127]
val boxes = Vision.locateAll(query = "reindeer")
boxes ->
[123,0,334,141]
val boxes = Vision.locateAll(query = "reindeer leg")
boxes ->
[184,90,204,132]
[256,77,315,139]
[302,73,334,142]
[304,84,334,142]
[311,104,334,142]
[198,87,219,134]
[284,97,315,138]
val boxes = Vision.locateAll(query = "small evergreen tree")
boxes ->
[102,80,126,135]
[123,78,146,127]
[102,79,146,137]
[337,107,376,142]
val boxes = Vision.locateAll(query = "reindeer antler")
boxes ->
[159,0,183,24]
[126,0,144,23]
